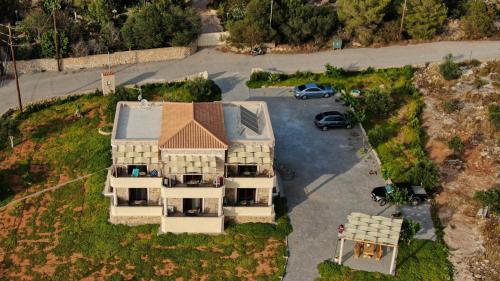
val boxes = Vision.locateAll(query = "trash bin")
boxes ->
[332,37,342,50]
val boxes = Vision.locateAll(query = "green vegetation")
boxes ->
[399,219,421,245]
[474,186,500,215]
[316,239,452,281]
[439,54,461,80]
[5,0,201,60]
[225,0,338,47]
[0,79,289,280]
[443,99,461,113]
[337,0,392,46]
[489,103,500,131]
[447,135,465,155]
[461,0,496,39]
[405,0,448,40]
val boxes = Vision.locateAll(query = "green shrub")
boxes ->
[325,64,345,78]
[489,103,500,131]
[474,186,500,215]
[443,99,461,113]
[40,30,69,58]
[316,260,349,281]
[367,122,398,147]
[448,135,465,155]
[439,54,461,80]
[183,78,222,102]
[363,89,394,117]
[409,159,439,193]
[249,71,271,83]
[400,219,421,245]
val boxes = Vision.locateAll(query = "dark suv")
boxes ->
[371,182,429,206]
[314,111,352,130]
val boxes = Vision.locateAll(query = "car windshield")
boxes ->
[298,85,306,91]
[318,85,325,90]
[385,184,394,193]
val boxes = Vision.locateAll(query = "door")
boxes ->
[129,188,147,205]
[306,88,322,98]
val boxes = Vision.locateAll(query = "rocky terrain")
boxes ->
[415,61,500,281]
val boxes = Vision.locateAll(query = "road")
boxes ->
[1,40,500,113]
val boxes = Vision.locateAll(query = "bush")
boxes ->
[374,20,401,44]
[489,104,500,131]
[409,158,439,193]
[400,219,421,245]
[405,0,447,40]
[474,186,500,215]
[439,54,461,80]
[40,30,69,58]
[183,78,222,102]
[443,99,461,113]
[367,122,398,147]
[249,71,271,83]
[317,260,349,281]
[448,135,465,155]
[461,0,495,39]
[363,89,394,117]
[325,64,345,78]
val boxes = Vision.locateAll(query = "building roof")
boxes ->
[341,212,403,247]
[159,102,228,149]
[113,103,163,141]
[222,101,275,144]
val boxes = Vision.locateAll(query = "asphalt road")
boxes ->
[1,40,500,113]
[250,92,435,281]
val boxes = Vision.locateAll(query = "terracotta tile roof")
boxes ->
[159,102,228,149]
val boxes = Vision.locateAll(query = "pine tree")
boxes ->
[337,0,392,46]
[405,0,447,39]
[461,0,495,39]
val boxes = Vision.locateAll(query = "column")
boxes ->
[338,238,345,264]
[389,246,398,275]
[218,197,223,216]
[268,187,273,206]
[113,187,117,206]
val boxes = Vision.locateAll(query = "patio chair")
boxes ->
[376,245,383,261]
[364,243,375,258]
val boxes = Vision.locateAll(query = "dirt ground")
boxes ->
[415,61,500,281]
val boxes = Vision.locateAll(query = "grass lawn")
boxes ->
[0,81,289,280]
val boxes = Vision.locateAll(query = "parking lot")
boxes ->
[249,89,435,281]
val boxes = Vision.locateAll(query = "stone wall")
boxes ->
[256,188,270,205]
[225,188,236,204]
[109,216,161,225]
[204,198,219,214]
[6,43,197,74]
[225,216,274,224]
[148,188,161,205]
[197,32,229,47]
[167,198,182,213]
[116,188,129,202]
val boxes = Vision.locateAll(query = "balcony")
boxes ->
[162,186,224,198]
[224,176,276,189]
[109,165,163,188]
[161,215,224,234]
[223,205,275,217]
[110,203,163,217]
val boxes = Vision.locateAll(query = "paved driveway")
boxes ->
[249,89,435,281]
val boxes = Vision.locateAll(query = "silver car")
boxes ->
[293,83,335,100]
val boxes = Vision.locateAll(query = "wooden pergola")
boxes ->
[338,212,403,275]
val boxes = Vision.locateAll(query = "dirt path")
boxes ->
[0,171,104,211]
[192,0,223,33]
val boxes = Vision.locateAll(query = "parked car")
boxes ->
[314,111,352,130]
[371,182,429,206]
[293,83,334,99]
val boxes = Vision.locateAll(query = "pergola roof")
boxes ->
[341,212,403,247]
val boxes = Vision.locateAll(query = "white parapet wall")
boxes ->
[110,205,163,217]
[225,176,276,189]
[223,205,275,217]
[161,216,224,234]
[109,176,163,188]
[161,187,224,198]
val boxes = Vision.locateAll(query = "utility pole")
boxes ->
[399,0,407,40]
[52,1,61,71]
[7,24,23,112]
[269,0,274,29]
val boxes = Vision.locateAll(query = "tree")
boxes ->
[18,9,52,42]
[461,0,495,39]
[363,89,394,116]
[405,0,447,39]
[40,30,68,58]
[387,184,409,216]
[227,0,270,47]
[87,0,111,26]
[337,0,392,46]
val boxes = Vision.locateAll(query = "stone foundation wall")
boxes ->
[204,198,219,214]
[109,215,161,225]
[256,188,269,205]
[225,215,275,224]
[6,43,197,74]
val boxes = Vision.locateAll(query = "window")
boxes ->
[183,198,202,215]
[129,188,147,204]
[237,188,256,205]
[127,165,147,176]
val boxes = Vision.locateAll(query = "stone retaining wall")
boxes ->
[225,216,274,224]
[6,42,197,74]
[109,216,161,225]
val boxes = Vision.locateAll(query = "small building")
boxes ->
[102,101,277,234]
[337,212,403,275]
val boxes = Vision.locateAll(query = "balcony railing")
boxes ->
[162,176,223,188]
[111,166,162,178]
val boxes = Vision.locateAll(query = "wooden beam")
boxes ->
[389,246,398,275]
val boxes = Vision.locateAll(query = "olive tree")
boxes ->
[405,0,447,39]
